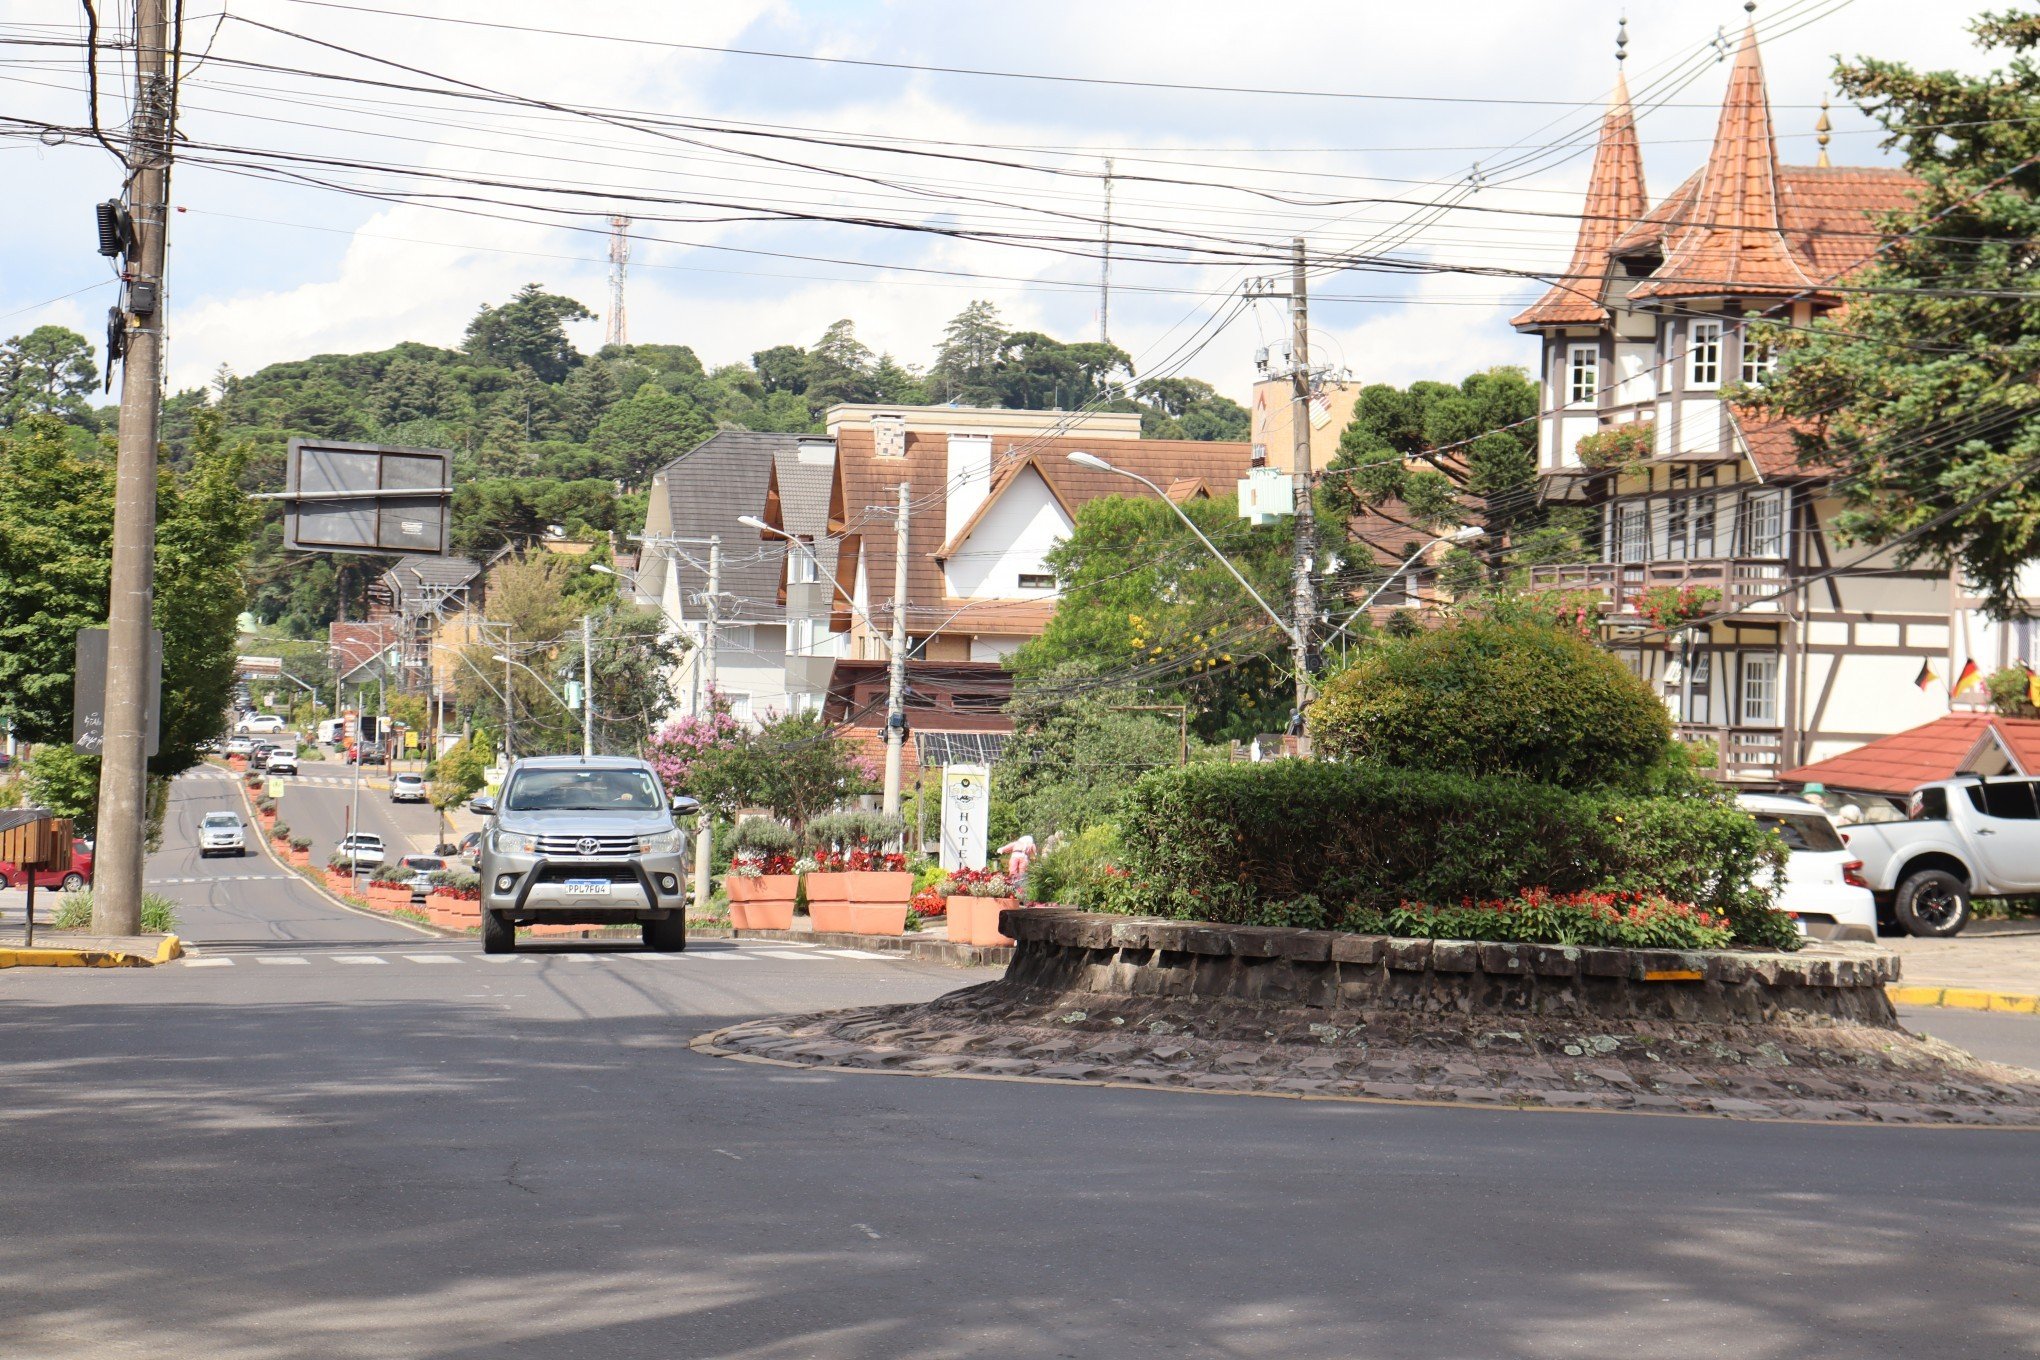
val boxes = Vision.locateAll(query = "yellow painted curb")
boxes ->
[154,935,184,963]
[0,946,154,968]
[1888,984,2040,1015]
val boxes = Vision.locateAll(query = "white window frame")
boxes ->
[1566,343,1600,407]
[1017,571,1055,591]
[1687,320,1723,389]
[1739,653,1779,727]
[1738,326,1775,386]
[1616,503,1649,564]
[788,542,819,585]
[1742,492,1786,559]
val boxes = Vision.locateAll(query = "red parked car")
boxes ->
[0,843,94,892]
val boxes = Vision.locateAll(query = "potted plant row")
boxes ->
[425,869,482,929]
[725,817,799,931]
[369,863,414,907]
[324,850,362,899]
[803,812,912,936]
[942,867,1020,947]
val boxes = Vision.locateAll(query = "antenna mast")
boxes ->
[606,215,631,348]
[1099,158,1114,344]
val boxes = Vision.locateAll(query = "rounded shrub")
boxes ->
[1307,619,1671,790]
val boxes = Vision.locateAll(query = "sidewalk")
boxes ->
[1884,919,2040,1013]
[0,930,183,967]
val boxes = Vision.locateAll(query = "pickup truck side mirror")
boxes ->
[470,795,496,815]
[670,795,701,818]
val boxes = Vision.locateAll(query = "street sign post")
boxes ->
[73,627,161,758]
[274,439,453,557]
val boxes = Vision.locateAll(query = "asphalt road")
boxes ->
[5,773,2040,1358]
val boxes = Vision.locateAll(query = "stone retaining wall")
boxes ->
[998,909,1902,1028]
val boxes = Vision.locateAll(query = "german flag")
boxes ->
[1953,658,1983,698]
[1915,659,1939,691]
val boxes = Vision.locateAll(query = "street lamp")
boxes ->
[1066,450,1302,651]
[1322,524,1487,646]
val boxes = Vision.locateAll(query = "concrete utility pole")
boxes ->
[1287,236,1317,712]
[93,0,173,936]
[501,625,514,762]
[580,614,595,757]
[882,482,911,817]
[692,537,719,912]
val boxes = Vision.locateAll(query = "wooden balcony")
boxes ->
[1526,558,1789,618]
[1675,723,1786,782]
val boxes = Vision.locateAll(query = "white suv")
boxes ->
[337,833,386,869]
[199,812,247,858]
[1738,794,1876,943]
[391,772,428,803]
[239,713,287,734]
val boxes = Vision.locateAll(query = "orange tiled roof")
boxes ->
[1780,714,2040,797]
[1513,70,1649,329]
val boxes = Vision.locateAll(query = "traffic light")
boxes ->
[359,714,379,744]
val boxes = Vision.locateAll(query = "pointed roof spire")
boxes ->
[1816,95,1833,168]
[1631,18,1815,299]
[1511,20,1650,329]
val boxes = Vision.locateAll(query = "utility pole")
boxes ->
[92,0,174,936]
[1287,236,1317,713]
[1099,158,1114,345]
[882,482,911,817]
[580,613,595,757]
[501,625,514,762]
[692,537,719,912]
[605,215,631,348]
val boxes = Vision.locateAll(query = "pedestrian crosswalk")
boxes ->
[179,942,908,968]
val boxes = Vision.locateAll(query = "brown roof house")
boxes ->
[1511,16,1960,785]
[771,404,1254,666]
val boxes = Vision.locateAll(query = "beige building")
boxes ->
[1249,378,1359,473]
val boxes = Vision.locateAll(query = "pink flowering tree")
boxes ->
[645,688,742,798]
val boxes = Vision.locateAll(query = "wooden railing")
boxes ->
[1526,558,1789,616]
[1675,723,1787,781]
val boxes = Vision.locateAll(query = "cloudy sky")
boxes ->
[0,0,2000,401]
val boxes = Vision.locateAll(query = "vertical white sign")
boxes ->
[940,763,990,872]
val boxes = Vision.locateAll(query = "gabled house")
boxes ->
[786,404,1253,663]
[1514,19,1948,783]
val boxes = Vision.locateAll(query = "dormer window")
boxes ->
[1739,328,1775,386]
[1687,320,1723,389]
[1566,344,1600,407]
[788,541,818,584]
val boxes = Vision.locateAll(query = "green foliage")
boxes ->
[0,325,100,428]
[676,712,877,829]
[1326,368,1538,535]
[1009,494,1294,741]
[732,817,797,856]
[153,409,258,772]
[1022,822,1126,907]
[53,889,179,933]
[995,691,1200,838]
[1750,12,2040,617]
[431,732,492,809]
[1307,619,1671,790]
[1345,890,1733,951]
[462,283,594,384]
[1111,761,1792,946]
[18,746,100,831]
[0,416,112,742]
[1987,665,2040,718]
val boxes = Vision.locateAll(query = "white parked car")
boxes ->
[238,713,287,734]
[336,833,386,869]
[1738,794,1876,943]
[266,749,299,776]
[198,811,248,858]
[390,772,429,803]
[223,735,255,756]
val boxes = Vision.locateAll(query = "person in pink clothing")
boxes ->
[998,834,1037,884]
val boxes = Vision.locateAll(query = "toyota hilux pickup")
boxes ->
[477,755,698,953]
[1835,775,2040,937]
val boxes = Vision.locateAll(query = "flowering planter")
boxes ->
[848,903,909,936]
[946,895,1018,947]
[727,874,799,906]
[804,872,853,932]
[808,900,856,934]
[730,899,796,931]
[325,871,356,897]
[845,870,913,906]
[288,848,311,867]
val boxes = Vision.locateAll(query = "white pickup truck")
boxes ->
[1837,775,2040,937]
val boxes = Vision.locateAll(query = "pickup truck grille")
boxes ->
[534,833,639,857]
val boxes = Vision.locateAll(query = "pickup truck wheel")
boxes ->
[482,909,515,954]
[1894,869,1971,937]
[642,913,687,952]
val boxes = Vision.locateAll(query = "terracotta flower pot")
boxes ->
[845,870,913,906]
[325,871,354,896]
[808,898,855,934]
[725,875,756,904]
[947,895,1017,947]
[848,903,909,936]
[288,848,311,867]
[730,899,795,931]
[754,873,799,904]
[804,871,849,904]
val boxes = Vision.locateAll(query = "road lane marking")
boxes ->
[550,952,602,962]
[749,949,827,961]
[818,948,897,959]
[332,955,388,965]
[255,956,309,966]
[479,956,526,964]
[183,957,234,967]
[403,955,461,965]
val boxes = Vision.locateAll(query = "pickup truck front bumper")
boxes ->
[479,850,688,923]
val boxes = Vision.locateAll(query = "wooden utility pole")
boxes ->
[92,0,173,936]
[1287,237,1317,713]
[882,483,911,816]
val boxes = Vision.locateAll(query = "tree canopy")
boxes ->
[1752,11,2040,617]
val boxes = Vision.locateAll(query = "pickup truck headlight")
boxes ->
[490,829,537,855]
[638,829,688,853]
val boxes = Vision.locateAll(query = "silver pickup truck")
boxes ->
[1835,775,2040,937]
[477,755,698,954]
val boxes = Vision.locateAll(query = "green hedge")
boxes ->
[1113,761,1792,946]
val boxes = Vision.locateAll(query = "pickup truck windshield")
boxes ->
[503,768,664,812]
[201,813,239,828]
